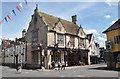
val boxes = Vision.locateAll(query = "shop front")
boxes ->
[49,47,89,67]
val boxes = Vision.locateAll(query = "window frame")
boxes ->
[114,35,120,44]
[57,33,64,46]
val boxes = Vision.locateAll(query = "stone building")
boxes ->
[2,4,100,69]
[1,30,27,67]
[24,5,91,68]
[1,39,26,66]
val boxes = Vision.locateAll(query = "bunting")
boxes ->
[0,0,28,24]
[24,0,27,5]
[4,17,8,22]
[19,3,23,8]
[12,10,16,16]
[16,6,21,12]
[7,15,12,20]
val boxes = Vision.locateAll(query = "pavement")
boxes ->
[1,63,119,77]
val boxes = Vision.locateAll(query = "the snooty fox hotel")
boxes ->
[2,4,100,69]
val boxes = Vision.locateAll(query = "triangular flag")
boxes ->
[16,6,21,12]
[7,15,12,20]
[24,0,27,5]
[4,17,8,22]
[19,3,23,8]
[12,10,16,16]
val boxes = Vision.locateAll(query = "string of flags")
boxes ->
[0,0,28,24]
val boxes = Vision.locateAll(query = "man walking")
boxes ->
[61,59,65,70]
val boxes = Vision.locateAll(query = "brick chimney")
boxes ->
[72,15,77,24]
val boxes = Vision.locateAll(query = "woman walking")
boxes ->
[58,61,61,70]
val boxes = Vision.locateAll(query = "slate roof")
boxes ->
[103,18,120,33]
[39,12,80,35]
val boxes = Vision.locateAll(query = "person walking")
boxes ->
[16,60,22,73]
[61,59,65,70]
[58,61,61,70]
[16,64,19,72]
[41,62,45,71]
[51,61,55,69]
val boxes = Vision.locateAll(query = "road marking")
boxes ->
[60,76,64,77]
[77,75,89,77]
[24,72,29,73]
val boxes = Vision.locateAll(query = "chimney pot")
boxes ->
[72,15,77,24]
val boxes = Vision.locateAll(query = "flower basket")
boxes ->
[21,53,24,55]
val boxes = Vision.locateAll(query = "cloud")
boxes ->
[105,0,119,6]
[104,15,111,19]
[84,29,100,35]
[110,19,117,25]
[97,37,107,41]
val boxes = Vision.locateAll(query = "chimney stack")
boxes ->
[72,15,77,24]
[34,4,38,13]
[22,29,26,38]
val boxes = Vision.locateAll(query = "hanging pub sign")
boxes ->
[105,40,112,50]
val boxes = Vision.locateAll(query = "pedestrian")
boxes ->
[58,61,61,70]
[16,61,22,73]
[51,61,55,69]
[41,62,45,71]
[61,59,65,70]
[18,60,22,73]
[16,64,19,72]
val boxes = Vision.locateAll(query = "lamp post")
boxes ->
[13,46,16,67]
[3,49,5,65]
[24,41,27,68]
[37,44,42,68]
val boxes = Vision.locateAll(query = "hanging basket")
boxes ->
[57,50,60,53]
[21,53,24,55]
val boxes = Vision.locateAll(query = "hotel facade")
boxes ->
[2,5,100,68]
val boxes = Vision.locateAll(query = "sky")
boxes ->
[0,0,119,47]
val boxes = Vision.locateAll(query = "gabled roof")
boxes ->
[103,19,120,33]
[87,33,93,42]
[38,12,80,35]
